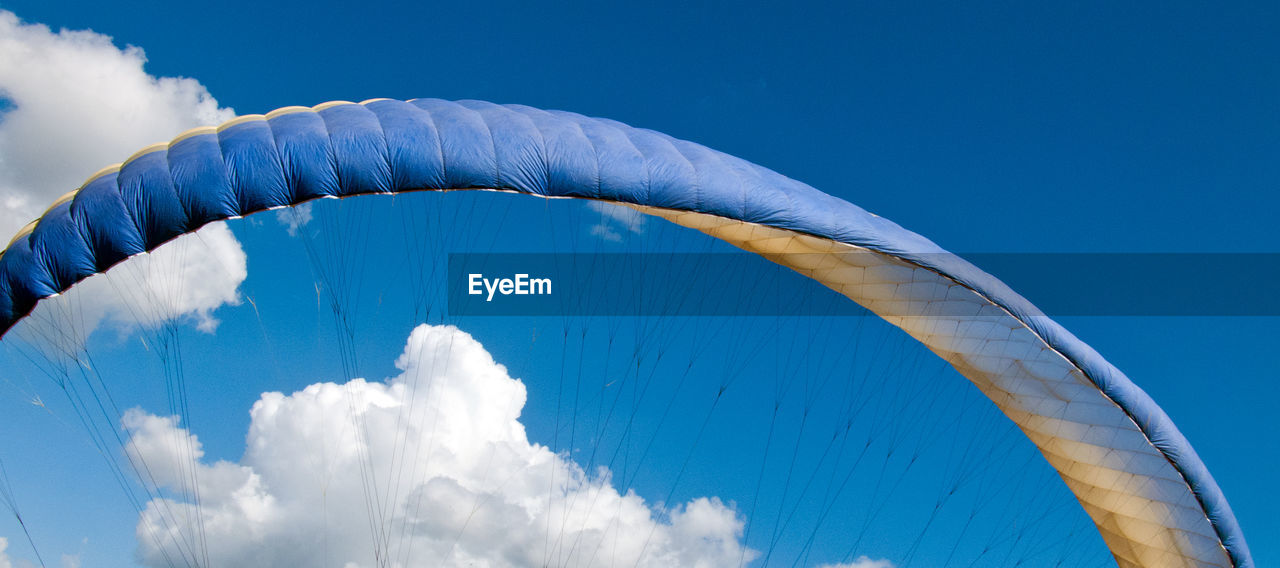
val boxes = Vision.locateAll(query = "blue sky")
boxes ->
[0,2,1276,567]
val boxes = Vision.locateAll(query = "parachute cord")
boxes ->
[95,236,215,567]
[388,194,446,564]
[12,297,200,568]
[940,504,982,568]
[607,352,668,483]
[560,353,695,566]
[843,449,915,562]
[0,458,47,568]
[759,407,812,566]
[961,459,1044,568]
[382,317,431,564]
[739,403,780,566]
[760,323,867,566]
[628,389,725,568]
[792,338,909,565]
[399,329,459,566]
[935,431,1028,567]
[547,326,591,566]
[555,337,627,566]
[64,305,199,568]
[297,196,402,567]
[439,391,540,565]
[160,323,211,568]
[791,433,878,567]
[382,195,448,560]
[165,233,211,568]
[900,501,945,567]
[764,425,843,565]
[572,352,645,492]
[540,324,572,568]
[55,350,195,568]
[839,359,952,563]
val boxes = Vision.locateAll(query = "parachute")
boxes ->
[0,98,1252,568]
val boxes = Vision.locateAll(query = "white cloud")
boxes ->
[276,201,314,237]
[816,557,896,568]
[128,324,756,567]
[14,222,246,341]
[0,9,235,241]
[589,223,622,242]
[0,536,46,568]
[587,201,645,242]
[0,11,244,339]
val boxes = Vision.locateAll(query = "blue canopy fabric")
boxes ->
[0,99,1252,568]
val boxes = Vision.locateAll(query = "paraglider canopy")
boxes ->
[0,98,1253,568]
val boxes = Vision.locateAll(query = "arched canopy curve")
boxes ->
[0,98,1252,568]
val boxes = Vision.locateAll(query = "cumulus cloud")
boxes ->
[587,201,646,242]
[0,11,244,338]
[14,221,246,342]
[816,557,895,568]
[0,10,234,240]
[127,324,755,567]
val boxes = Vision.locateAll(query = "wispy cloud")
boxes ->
[816,557,896,568]
[590,223,623,242]
[276,201,315,237]
[588,201,646,242]
[0,536,43,568]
